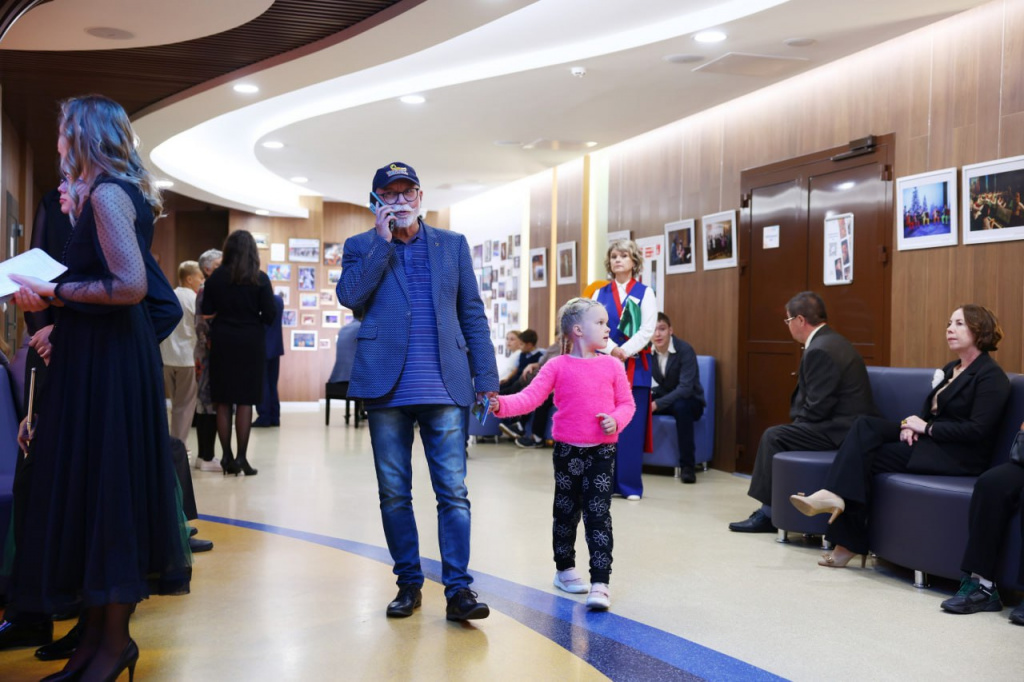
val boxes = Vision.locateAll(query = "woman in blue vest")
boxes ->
[592,239,658,499]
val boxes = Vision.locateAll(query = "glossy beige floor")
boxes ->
[2,405,1022,681]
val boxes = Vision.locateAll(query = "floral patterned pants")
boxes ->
[551,441,616,584]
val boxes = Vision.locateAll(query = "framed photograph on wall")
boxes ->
[327,269,341,285]
[273,285,290,305]
[282,309,297,327]
[323,242,343,266]
[962,154,1024,245]
[635,235,665,300]
[252,232,269,249]
[319,289,336,306]
[268,264,291,282]
[529,247,547,288]
[300,313,316,326]
[319,338,331,350]
[299,293,319,309]
[297,266,316,291]
[607,230,630,245]
[472,244,483,269]
[701,210,737,270]
[665,219,696,274]
[896,168,958,251]
[322,310,342,328]
[290,330,317,351]
[823,213,854,286]
[288,238,320,263]
[556,242,576,285]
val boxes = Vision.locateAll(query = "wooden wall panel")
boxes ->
[528,171,553,344]
[596,0,1023,470]
[555,159,584,322]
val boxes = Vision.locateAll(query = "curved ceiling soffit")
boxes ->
[0,0,49,43]
[1,0,274,51]
[137,0,790,217]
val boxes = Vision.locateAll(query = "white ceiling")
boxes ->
[3,0,272,50]
[20,0,989,216]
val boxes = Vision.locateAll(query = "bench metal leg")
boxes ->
[325,398,331,426]
[914,570,929,589]
[821,538,832,550]
[776,529,790,544]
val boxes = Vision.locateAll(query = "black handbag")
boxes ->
[140,240,182,344]
[1010,431,1024,466]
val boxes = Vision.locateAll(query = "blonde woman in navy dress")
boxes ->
[591,239,657,500]
[11,95,191,682]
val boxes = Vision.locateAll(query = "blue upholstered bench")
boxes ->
[643,355,716,473]
[770,365,1024,590]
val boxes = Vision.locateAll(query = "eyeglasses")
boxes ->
[377,187,420,204]
[783,316,797,325]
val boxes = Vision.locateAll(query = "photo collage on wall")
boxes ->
[264,237,349,353]
[472,233,521,358]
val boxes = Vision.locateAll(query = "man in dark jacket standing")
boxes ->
[729,291,877,533]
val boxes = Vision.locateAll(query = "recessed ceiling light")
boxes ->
[290,176,309,184]
[400,94,426,104]
[85,26,134,40]
[154,179,174,188]
[261,141,284,149]
[694,30,726,44]
[233,83,260,94]
[585,141,599,148]
[663,53,704,64]
[255,209,270,216]
[784,37,816,48]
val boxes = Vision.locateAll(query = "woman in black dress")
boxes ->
[12,95,191,681]
[201,230,275,476]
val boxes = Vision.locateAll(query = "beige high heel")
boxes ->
[818,546,867,569]
[790,489,846,524]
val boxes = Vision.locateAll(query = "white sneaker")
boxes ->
[586,583,611,610]
[553,568,590,594]
[626,494,641,501]
[196,458,222,472]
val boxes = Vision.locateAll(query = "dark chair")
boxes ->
[325,381,362,427]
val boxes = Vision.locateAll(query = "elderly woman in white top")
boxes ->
[591,239,657,499]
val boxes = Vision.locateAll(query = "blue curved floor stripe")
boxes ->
[200,514,786,682]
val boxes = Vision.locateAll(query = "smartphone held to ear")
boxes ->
[368,191,396,231]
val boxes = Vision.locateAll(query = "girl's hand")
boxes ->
[18,415,36,454]
[488,396,500,413]
[597,413,616,434]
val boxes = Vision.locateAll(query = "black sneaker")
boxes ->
[499,421,525,439]
[445,588,490,621]
[1010,603,1024,625]
[941,576,1002,614]
[515,435,542,449]
[680,466,696,484]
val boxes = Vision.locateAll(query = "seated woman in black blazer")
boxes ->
[790,304,1011,568]
[939,442,1024,622]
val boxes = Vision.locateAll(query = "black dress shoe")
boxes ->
[189,526,198,537]
[728,509,776,533]
[1010,603,1024,625]
[0,619,53,650]
[680,467,696,484]
[189,537,214,552]
[35,622,81,661]
[445,589,489,622]
[386,585,422,618]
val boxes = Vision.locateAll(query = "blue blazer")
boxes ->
[337,222,498,406]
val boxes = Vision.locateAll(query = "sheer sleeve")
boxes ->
[55,183,147,307]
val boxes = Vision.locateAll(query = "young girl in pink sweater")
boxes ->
[490,298,635,610]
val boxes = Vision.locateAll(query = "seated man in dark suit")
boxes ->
[651,313,705,484]
[729,291,877,533]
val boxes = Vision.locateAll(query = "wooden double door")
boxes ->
[735,136,894,473]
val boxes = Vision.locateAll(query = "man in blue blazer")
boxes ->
[337,162,498,623]
[253,293,284,427]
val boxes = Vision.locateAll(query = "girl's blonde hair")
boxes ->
[558,297,605,355]
[604,239,643,278]
[59,95,163,218]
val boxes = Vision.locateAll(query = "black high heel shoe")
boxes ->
[40,665,84,681]
[237,456,258,476]
[98,639,138,682]
[221,452,241,476]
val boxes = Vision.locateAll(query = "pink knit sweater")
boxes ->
[494,354,636,445]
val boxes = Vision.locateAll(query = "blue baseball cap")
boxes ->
[372,162,420,190]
